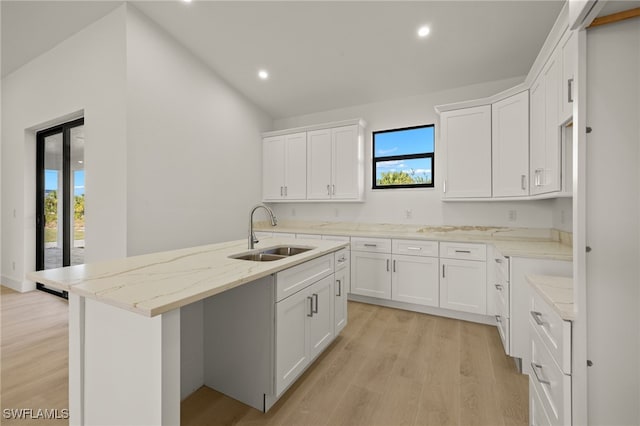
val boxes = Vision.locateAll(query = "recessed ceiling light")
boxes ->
[258,70,269,80]
[417,25,430,38]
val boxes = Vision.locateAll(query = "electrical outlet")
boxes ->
[508,210,517,222]
[291,208,296,217]
[405,209,412,219]
[12,261,16,271]
[13,209,16,218]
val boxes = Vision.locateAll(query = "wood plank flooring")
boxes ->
[0,286,528,426]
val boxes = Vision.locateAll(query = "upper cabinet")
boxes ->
[263,132,307,201]
[492,91,530,197]
[441,105,492,199]
[263,119,365,203]
[307,125,362,200]
[560,31,577,123]
[531,49,562,196]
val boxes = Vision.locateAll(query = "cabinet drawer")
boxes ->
[322,235,350,242]
[493,280,510,318]
[493,252,509,281]
[530,290,571,374]
[276,254,334,302]
[530,380,553,426]
[334,248,350,271]
[351,237,391,253]
[440,242,486,261]
[495,313,510,355]
[530,326,572,426]
[296,233,323,240]
[392,239,438,257]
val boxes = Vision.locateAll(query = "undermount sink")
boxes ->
[230,245,313,262]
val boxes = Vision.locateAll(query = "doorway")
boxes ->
[35,118,85,298]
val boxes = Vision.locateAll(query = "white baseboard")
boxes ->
[347,293,496,326]
[1,276,36,292]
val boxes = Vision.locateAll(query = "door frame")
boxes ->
[35,117,84,298]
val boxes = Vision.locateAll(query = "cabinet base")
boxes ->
[347,294,495,326]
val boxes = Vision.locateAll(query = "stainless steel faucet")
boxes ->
[248,204,277,249]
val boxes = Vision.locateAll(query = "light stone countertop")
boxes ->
[256,220,573,261]
[26,238,348,317]
[526,274,575,320]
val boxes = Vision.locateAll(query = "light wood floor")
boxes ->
[1,286,527,426]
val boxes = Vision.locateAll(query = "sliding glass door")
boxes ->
[36,118,85,298]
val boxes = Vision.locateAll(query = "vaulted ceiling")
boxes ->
[2,1,566,119]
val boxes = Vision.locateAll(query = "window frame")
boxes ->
[372,124,435,190]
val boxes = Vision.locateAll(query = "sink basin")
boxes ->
[229,245,314,262]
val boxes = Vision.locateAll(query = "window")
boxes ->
[372,124,435,189]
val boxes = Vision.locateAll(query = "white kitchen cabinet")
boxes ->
[530,49,562,196]
[334,249,349,334]
[492,91,530,197]
[439,258,487,315]
[275,273,335,397]
[391,254,439,307]
[262,132,307,201]
[306,125,363,200]
[441,105,492,198]
[560,31,576,123]
[350,250,391,299]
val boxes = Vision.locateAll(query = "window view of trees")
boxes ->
[44,190,85,243]
[377,169,432,186]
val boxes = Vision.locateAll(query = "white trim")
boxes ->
[0,275,36,292]
[263,118,366,137]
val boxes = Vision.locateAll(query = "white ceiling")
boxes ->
[2,1,568,119]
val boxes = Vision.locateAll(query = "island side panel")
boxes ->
[82,298,180,426]
[68,294,85,426]
[203,275,275,411]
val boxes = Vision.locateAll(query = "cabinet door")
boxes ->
[439,258,487,314]
[306,129,332,200]
[441,105,492,198]
[492,91,530,197]
[391,254,439,307]
[334,266,349,335]
[350,251,391,299]
[263,136,285,200]
[560,31,576,123]
[284,132,307,200]
[307,276,335,360]
[332,125,361,199]
[275,287,310,396]
[543,52,561,194]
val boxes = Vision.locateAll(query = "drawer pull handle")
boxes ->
[407,246,422,251]
[364,243,378,248]
[393,260,396,273]
[531,363,551,386]
[442,264,446,278]
[495,315,502,323]
[337,257,346,263]
[312,293,319,314]
[386,259,390,272]
[530,311,544,326]
[495,258,504,264]
[336,279,342,297]
[455,250,471,254]
[307,296,313,317]
[495,284,503,291]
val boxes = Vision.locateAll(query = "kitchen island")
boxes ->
[27,237,349,426]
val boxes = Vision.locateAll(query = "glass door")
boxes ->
[36,118,84,298]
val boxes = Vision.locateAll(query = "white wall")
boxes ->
[1,6,128,291]
[125,6,271,256]
[551,197,572,232]
[586,18,640,425]
[271,77,558,228]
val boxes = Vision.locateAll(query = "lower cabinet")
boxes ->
[350,250,391,299]
[439,258,487,314]
[276,275,334,397]
[334,249,349,335]
[391,254,439,307]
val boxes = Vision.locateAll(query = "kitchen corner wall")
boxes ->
[1,6,128,291]
[272,80,563,229]
[125,6,271,256]
[1,4,272,292]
